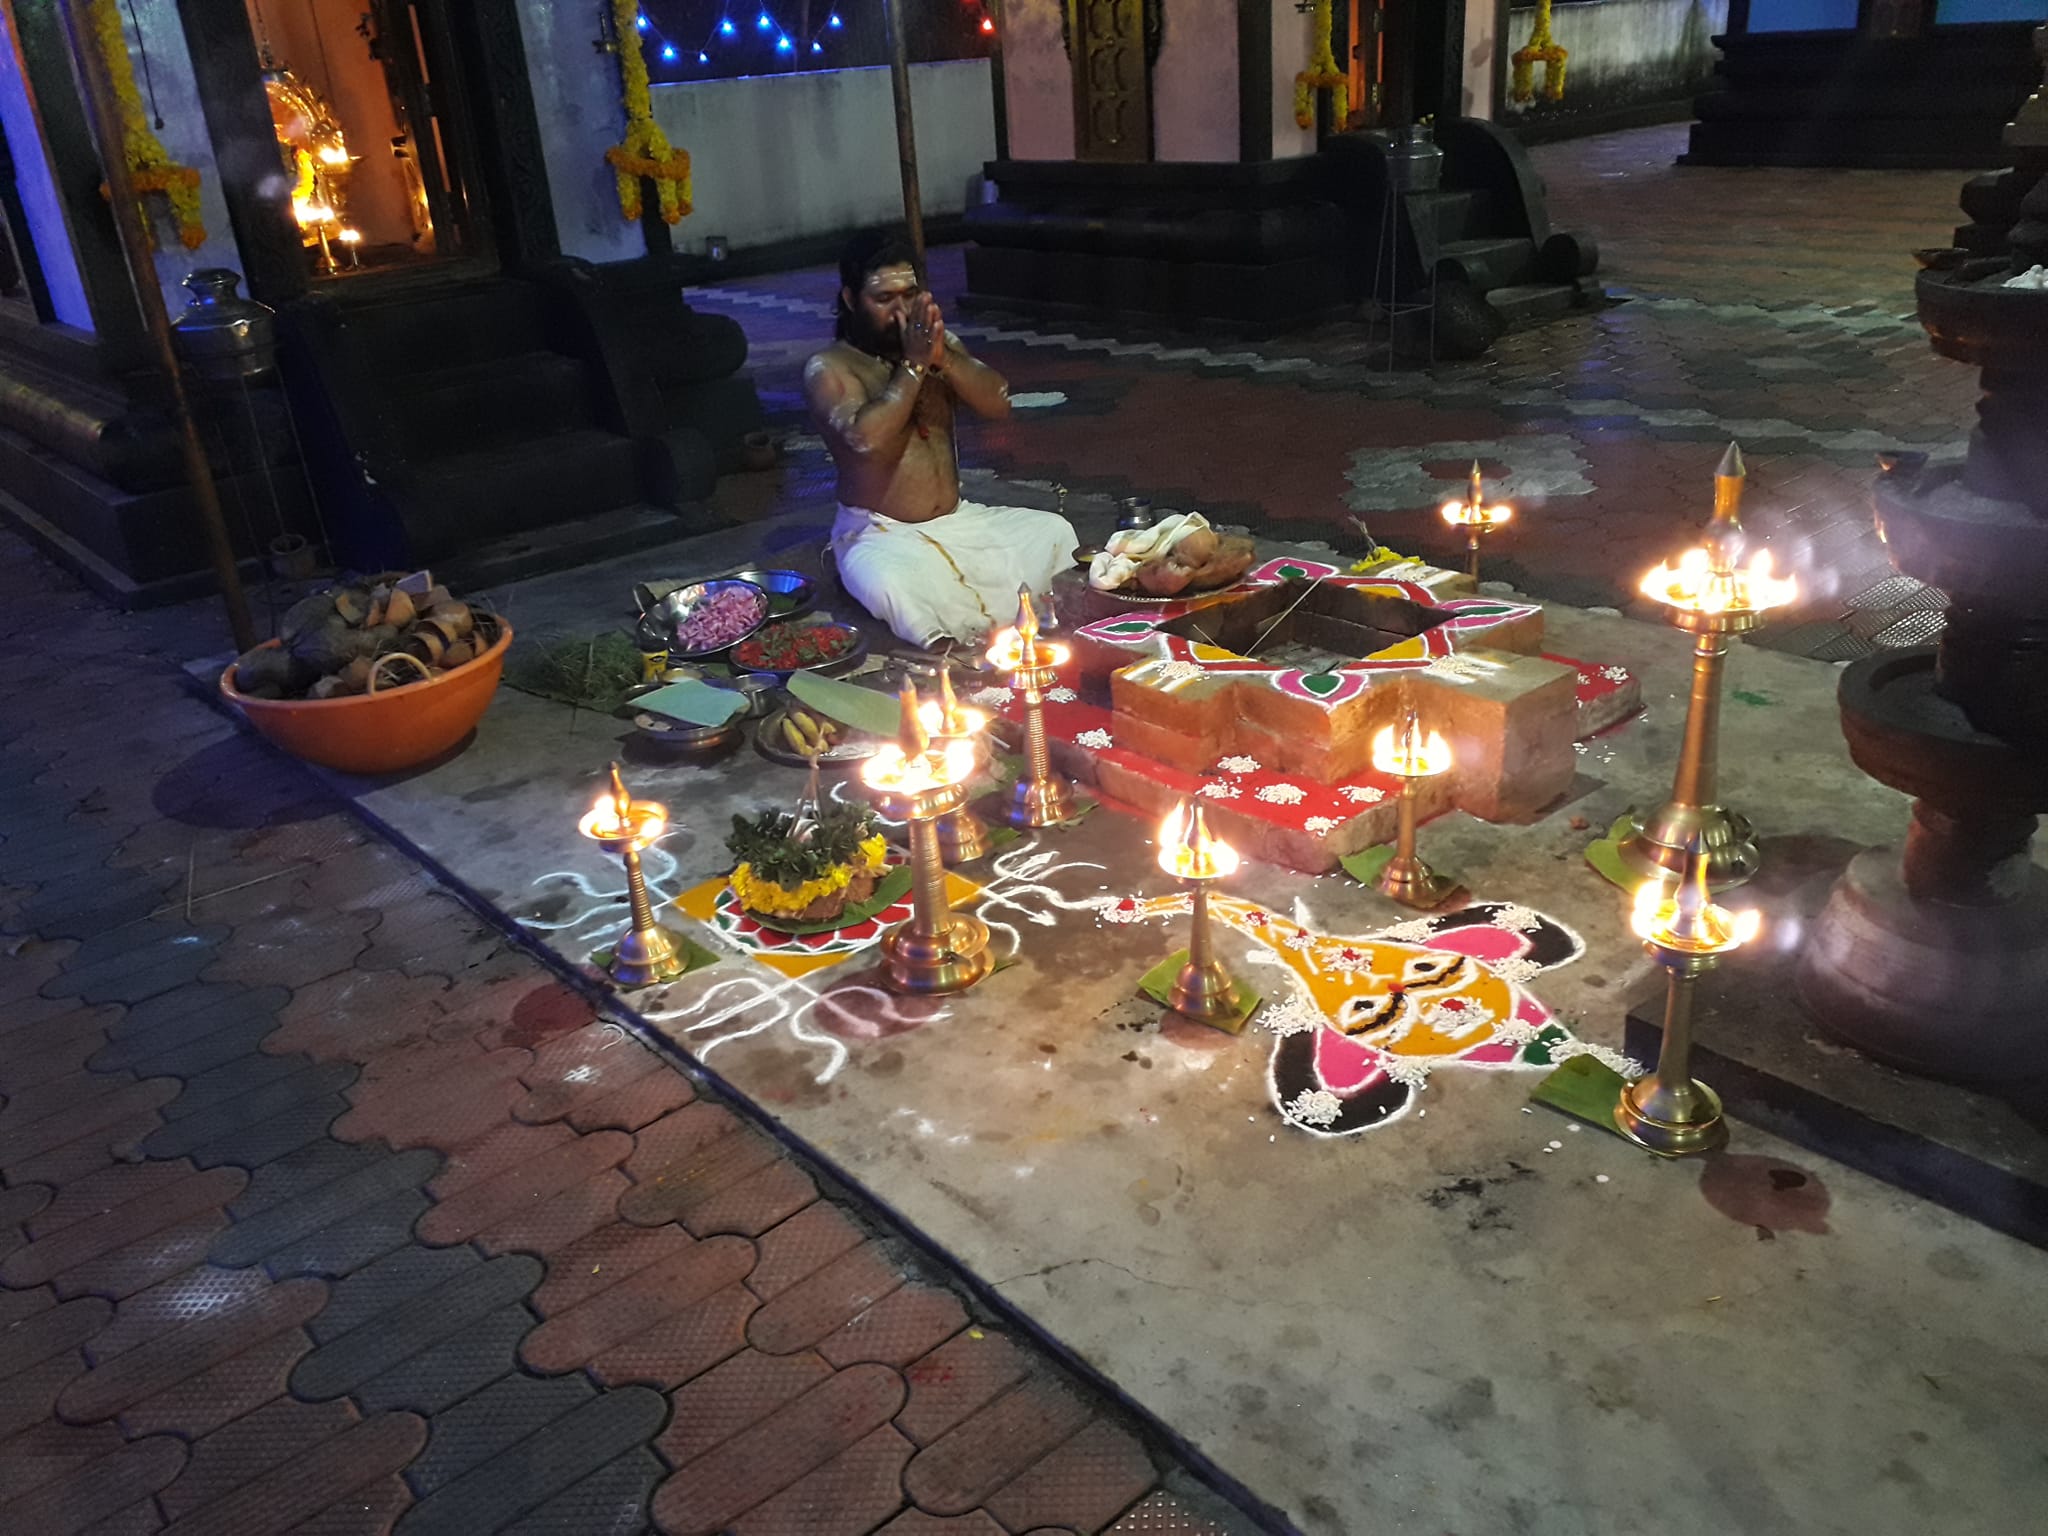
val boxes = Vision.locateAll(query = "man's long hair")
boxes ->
[835,229,922,345]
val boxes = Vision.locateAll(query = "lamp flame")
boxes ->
[1640,542,1798,616]
[920,699,988,739]
[1439,460,1513,532]
[863,687,979,797]
[578,762,664,844]
[896,681,930,760]
[1158,796,1241,881]
[1630,851,1761,950]
[1370,712,1454,777]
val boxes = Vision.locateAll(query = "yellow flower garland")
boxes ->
[1293,0,1349,131]
[730,835,889,919]
[1512,0,1569,105]
[89,0,205,249]
[604,0,692,224]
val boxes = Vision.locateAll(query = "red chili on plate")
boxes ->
[736,622,856,671]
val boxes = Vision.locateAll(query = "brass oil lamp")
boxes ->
[1618,836,1761,1157]
[1621,443,1798,890]
[860,683,994,993]
[986,587,1076,828]
[577,763,686,988]
[1156,796,1243,1026]
[1370,708,1458,909]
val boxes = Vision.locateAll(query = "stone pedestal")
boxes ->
[1800,41,2048,1082]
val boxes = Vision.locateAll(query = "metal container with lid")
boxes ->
[171,269,278,380]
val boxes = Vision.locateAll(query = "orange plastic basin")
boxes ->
[219,620,513,775]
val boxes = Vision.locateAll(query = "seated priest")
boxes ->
[806,231,1077,648]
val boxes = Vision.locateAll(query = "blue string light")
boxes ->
[634,3,998,79]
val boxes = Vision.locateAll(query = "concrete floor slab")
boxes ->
[255,536,2048,1536]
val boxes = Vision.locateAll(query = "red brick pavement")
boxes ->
[0,544,1267,1532]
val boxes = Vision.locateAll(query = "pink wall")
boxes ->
[1154,0,1240,161]
[1003,0,1075,160]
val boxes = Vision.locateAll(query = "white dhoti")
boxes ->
[832,500,1078,646]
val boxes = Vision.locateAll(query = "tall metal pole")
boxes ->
[879,0,925,263]
[57,0,254,653]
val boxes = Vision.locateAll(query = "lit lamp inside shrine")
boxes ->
[987,588,1076,828]
[1617,837,1761,1156]
[577,763,686,988]
[1621,444,1798,890]
[919,668,993,864]
[1439,461,1513,581]
[1156,797,1244,1026]
[1370,710,1459,908]
[265,61,354,274]
[860,683,994,993]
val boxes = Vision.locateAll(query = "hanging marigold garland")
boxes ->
[89,0,205,249]
[1511,0,1569,105]
[603,0,692,224]
[1294,0,1348,131]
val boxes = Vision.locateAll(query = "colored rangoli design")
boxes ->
[1101,892,1633,1136]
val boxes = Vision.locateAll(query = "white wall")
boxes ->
[1499,0,1727,117]
[1464,0,1501,118]
[515,0,646,265]
[1271,0,1319,159]
[90,0,243,323]
[649,61,996,255]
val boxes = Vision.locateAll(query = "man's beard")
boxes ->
[838,303,903,359]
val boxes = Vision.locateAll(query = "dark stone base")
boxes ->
[1681,26,2043,170]
[1623,943,2048,1253]
[964,121,1601,343]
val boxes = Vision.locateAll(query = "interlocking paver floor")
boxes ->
[0,558,1262,1532]
[700,124,1986,662]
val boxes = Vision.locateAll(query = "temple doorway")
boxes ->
[242,0,483,279]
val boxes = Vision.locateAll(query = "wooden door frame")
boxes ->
[1064,0,1157,162]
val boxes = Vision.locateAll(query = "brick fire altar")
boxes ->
[979,555,1641,872]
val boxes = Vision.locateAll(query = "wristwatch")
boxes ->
[901,361,927,383]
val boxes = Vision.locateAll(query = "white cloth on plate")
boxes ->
[1087,512,1210,591]
[832,499,1078,646]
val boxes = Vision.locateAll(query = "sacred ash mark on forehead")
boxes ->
[862,263,920,297]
